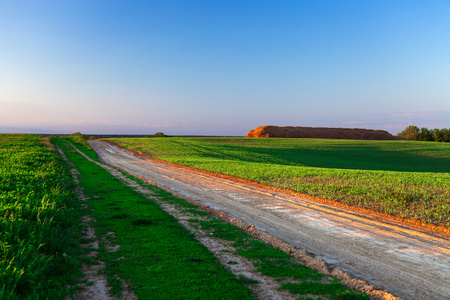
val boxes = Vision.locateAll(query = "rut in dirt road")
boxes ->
[89,140,450,300]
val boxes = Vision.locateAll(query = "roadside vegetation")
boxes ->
[109,137,450,227]
[55,136,368,299]
[0,134,81,299]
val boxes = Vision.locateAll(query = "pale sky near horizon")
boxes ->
[1,0,449,136]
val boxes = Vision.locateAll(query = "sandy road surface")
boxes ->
[89,140,450,300]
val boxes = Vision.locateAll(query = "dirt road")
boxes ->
[89,140,450,300]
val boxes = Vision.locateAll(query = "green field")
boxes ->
[109,137,450,227]
[0,134,81,299]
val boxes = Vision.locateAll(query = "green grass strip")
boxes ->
[55,138,254,299]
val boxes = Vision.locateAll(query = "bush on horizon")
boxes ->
[153,132,167,137]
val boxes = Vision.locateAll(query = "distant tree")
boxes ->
[418,128,432,141]
[153,132,167,137]
[441,128,450,142]
[432,129,442,142]
[397,126,419,140]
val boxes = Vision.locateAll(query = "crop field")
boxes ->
[0,134,81,299]
[109,137,450,227]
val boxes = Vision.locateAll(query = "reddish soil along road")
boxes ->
[90,140,450,300]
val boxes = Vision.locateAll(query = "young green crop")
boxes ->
[0,134,81,299]
[109,137,450,227]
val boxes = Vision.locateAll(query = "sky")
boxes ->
[1,0,449,136]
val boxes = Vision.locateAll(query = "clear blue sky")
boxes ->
[1,0,449,135]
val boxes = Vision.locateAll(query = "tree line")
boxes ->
[397,126,450,142]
